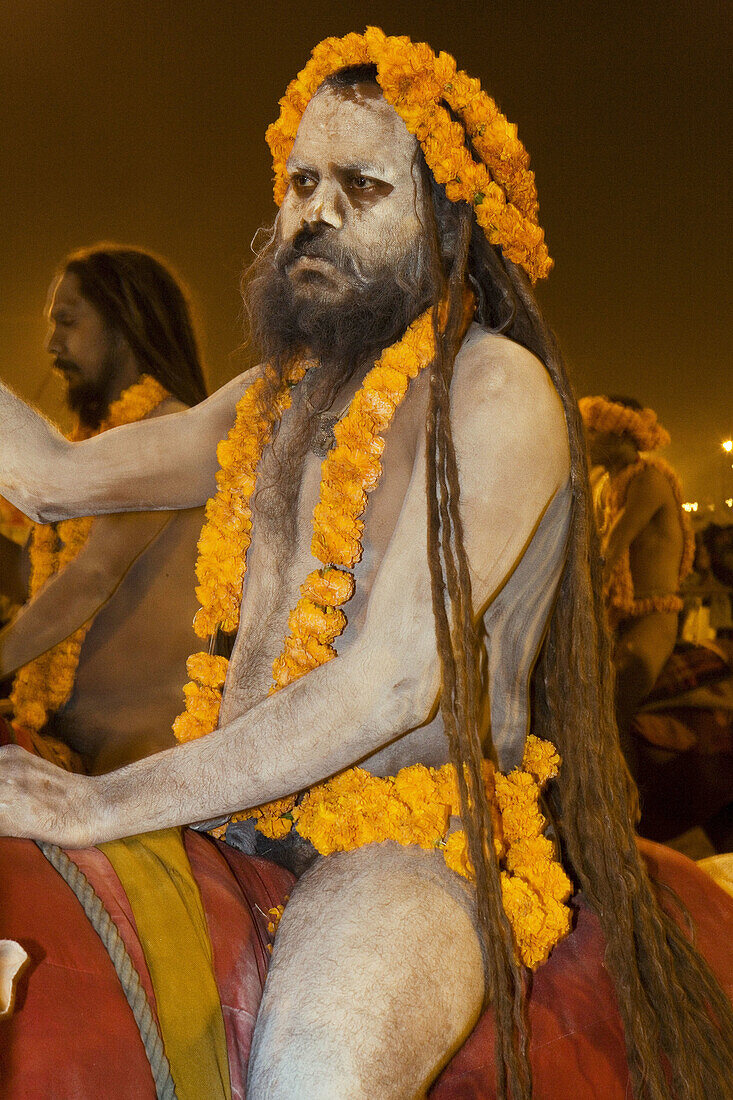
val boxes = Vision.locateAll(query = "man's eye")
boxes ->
[348,174,374,191]
[290,174,316,193]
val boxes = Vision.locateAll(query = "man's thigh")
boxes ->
[247,841,485,1100]
[615,612,678,685]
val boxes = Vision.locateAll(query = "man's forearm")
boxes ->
[0,382,71,522]
[92,641,427,843]
[2,374,247,518]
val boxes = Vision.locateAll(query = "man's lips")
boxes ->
[288,255,337,274]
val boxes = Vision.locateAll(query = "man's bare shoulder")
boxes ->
[452,326,569,476]
[629,462,677,507]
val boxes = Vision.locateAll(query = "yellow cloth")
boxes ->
[100,828,231,1100]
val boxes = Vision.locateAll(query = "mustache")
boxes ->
[274,229,365,283]
[53,357,80,376]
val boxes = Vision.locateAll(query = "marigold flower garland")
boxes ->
[10,375,169,737]
[256,736,571,970]
[602,456,695,629]
[173,307,436,742]
[265,27,552,284]
[174,300,571,967]
[579,395,671,452]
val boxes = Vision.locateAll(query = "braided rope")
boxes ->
[35,841,177,1100]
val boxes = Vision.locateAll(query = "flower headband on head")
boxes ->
[579,396,671,451]
[266,26,552,285]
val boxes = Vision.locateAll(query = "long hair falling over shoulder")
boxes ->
[423,199,530,1097]
[63,245,208,407]
[427,178,733,1098]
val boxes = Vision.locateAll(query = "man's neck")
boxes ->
[606,455,640,477]
[109,359,144,405]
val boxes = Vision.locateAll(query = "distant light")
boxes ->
[723,440,733,453]
[682,501,698,512]
[727,499,733,509]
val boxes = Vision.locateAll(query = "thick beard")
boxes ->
[233,223,439,667]
[57,341,124,430]
[243,223,437,408]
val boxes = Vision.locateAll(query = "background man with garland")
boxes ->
[0,245,208,773]
[580,394,693,738]
[582,394,733,849]
[0,30,731,1100]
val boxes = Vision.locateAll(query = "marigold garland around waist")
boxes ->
[255,735,572,971]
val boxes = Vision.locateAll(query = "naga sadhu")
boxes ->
[1,29,732,1100]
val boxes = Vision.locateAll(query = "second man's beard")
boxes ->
[58,343,125,431]
[243,224,438,406]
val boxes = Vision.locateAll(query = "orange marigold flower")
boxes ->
[300,567,355,607]
[172,711,212,744]
[363,365,409,404]
[501,874,573,970]
[288,598,347,645]
[521,734,561,786]
[181,681,222,724]
[186,651,229,689]
[319,477,368,517]
[443,831,474,878]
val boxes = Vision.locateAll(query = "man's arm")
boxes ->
[0,511,174,678]
[0,372,254,522]
[0,336,570,845]
[603,465,668,577]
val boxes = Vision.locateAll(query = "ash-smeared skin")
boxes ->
[279,85,427,300]
[0,88,571,1097]
[590,432,686,732]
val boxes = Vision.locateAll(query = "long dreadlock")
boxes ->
[288,65,733,1099]
[425,179,733,1098]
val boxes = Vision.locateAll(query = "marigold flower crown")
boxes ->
[266,26,552,284]
[579,395,671,452]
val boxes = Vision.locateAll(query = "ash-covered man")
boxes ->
[0,246,208,773]
[0,31,730,1100]
[579,395,694,738]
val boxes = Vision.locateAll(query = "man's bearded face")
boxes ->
[277,84,427,303]
[245,85,436,379]
[46,272,124,429]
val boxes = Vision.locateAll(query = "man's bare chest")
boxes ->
[220,396,422,719]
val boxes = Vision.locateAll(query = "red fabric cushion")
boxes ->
[0,832,293,1100]
[1,834,731,1098]
[429,839,733,1099]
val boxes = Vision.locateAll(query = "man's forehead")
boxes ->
[47,272,83,316]
[288,86,417,171]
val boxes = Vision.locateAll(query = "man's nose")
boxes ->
[46,326,62,356]
[301,182,344,231]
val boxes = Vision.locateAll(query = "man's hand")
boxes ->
[0,745,104,848]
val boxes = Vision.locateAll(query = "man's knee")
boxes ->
[247,844,485,1100]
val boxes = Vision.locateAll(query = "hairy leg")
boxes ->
[247,842,485,1100]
